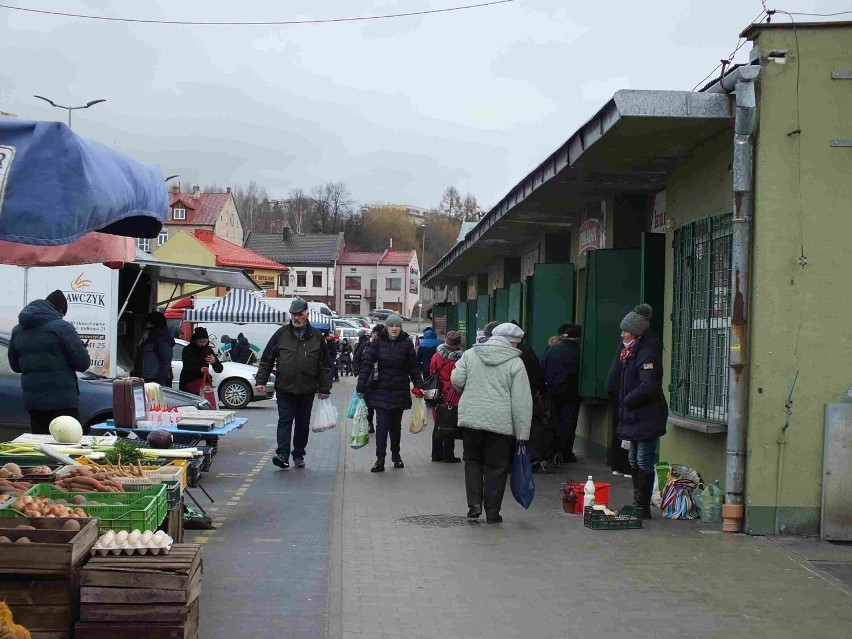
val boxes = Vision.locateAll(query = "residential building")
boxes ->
[366,203,428,223]
[153,229,287,302]
[137,185,243,253]
[336,248,420,318]
[244,224,344,308]
[422,22,852,537]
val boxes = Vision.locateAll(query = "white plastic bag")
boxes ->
[349,400,370,449]
[311,397,338,433]
[409,396,426,434]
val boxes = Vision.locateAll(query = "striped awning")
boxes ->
[308,311,331,330]
[184,289,287,324]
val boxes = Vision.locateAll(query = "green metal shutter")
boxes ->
[466,301,477,348]
[493,287,509,324]
[529,263,575,358]
[457,301,469,346]
[476,295,490,331]
[507,282,522,325]
[640,233,666,339]
[579,249,641,400]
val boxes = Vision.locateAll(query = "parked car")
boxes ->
[369,308,409,321]
[335,327,361,347]
[332,318,362,330]
[0,334,210,440]
[170,340,275,409]
[342,316,373,329]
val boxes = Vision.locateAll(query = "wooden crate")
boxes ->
[0,574,77,638]
[75,600,198,639]
[77,544,201,637]
[0,517,98,575]
[159,497,184,543]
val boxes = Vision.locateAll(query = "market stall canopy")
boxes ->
[308,311,331,330]
[183,288,287,324]
[129,250,260,293]
[0,119,168,246]
[0,232,135,267]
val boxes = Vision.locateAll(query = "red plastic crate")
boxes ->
[572,482,611,514]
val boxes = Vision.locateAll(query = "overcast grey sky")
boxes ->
[1,0,848,210]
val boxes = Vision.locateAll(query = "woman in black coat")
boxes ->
[617,304,668,519]
[356,315,423,472]
[179,327,224,394]
[134,311,175,387]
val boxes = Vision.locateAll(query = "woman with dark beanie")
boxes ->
[429,330,464,463]
[616,303,667,519]
[179,327,223,394]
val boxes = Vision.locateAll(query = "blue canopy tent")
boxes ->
[308,310,331,330]
[184,289,287,324]
[0,120,168,246]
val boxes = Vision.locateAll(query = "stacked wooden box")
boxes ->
[75,543,203,639]
[0,517,99,639]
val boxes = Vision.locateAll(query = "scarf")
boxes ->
[436,344,463,361]
[619,339,637,366]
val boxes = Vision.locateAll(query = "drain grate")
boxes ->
[399,515,477,527]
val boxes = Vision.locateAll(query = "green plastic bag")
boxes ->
[349,400,370,450]
[693,480,723,523]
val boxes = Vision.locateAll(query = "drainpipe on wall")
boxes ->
[711,64,761,533]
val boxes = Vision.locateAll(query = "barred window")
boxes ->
[670,213,732,424]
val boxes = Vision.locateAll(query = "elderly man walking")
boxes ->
[255,298,333,470]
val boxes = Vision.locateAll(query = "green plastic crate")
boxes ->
[0,483,167,533]
[583,506,643,530]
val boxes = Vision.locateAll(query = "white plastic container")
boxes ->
[583,476,596,509]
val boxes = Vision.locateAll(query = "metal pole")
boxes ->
[724,65,760,533]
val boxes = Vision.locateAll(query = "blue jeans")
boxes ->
[628,438,659,473]
[276,391,315,460]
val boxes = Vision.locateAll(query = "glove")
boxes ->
[411,387,424,398]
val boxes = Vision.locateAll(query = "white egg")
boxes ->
[119,540,131,549]
[127,532,140,544]
[152,530,165,540]
[115,531,128,544]
[141,532,153,544]
[131,529,141,537]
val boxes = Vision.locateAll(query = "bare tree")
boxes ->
[439,186,463,219]
[286,188,311,234]
[461,192,482,222]
[325,182,354,233]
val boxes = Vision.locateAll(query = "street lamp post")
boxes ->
[418,223,426,332]
[34,95,106,128]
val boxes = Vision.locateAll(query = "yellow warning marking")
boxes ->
[195,536,209,544]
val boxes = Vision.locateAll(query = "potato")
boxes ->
[0,536,10,543]
[16,537,30,543]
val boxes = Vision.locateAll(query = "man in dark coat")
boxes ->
[541,323,582,462]
[255,298,333,470]
[509,320,544,395]
[356,315,423,472]
[617,303,668,519]
[8,290,91,434]
[229,333,253,364]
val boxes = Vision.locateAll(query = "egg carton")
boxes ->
[91,533,173,556]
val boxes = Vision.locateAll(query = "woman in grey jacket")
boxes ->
[451,323,532,523]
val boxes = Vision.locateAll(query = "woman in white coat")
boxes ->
[451,322,533,523]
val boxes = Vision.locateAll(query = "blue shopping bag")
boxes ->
[347,387,360,419]
[510,442,535,509]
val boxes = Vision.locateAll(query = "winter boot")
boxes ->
[631,469,641,507]
[638,470,655,519]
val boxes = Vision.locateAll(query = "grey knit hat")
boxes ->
[385,314,403,327]
[620,303,652,336]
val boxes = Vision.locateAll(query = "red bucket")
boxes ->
[572,482,612,514]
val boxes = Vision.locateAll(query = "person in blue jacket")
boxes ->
[8,290,91,434]
[415,327,443,377]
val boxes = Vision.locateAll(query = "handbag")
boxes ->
[423,358,453,406]
[434,389,460,439]
[510,442,535,509]
[200,368,218,410]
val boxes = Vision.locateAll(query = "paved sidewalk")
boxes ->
[329,378,852,639]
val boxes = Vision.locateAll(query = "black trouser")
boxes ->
[367,407,375,428]
[462,428,514,518]
[607,392,631,473]
[375,408,404,459]
[553,394,580,458]
[275,391,314,460]
[29,408,80,435]
[431,420,456,461]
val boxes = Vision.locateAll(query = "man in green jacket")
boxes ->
[255,298,333,470]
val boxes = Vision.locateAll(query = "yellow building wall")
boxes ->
[152,231,217,304]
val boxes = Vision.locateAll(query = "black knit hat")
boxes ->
[46,290,68,316]
[371,324,384,334]
[192,327,209,341]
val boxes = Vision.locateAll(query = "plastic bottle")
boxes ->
[583,476,596,509]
